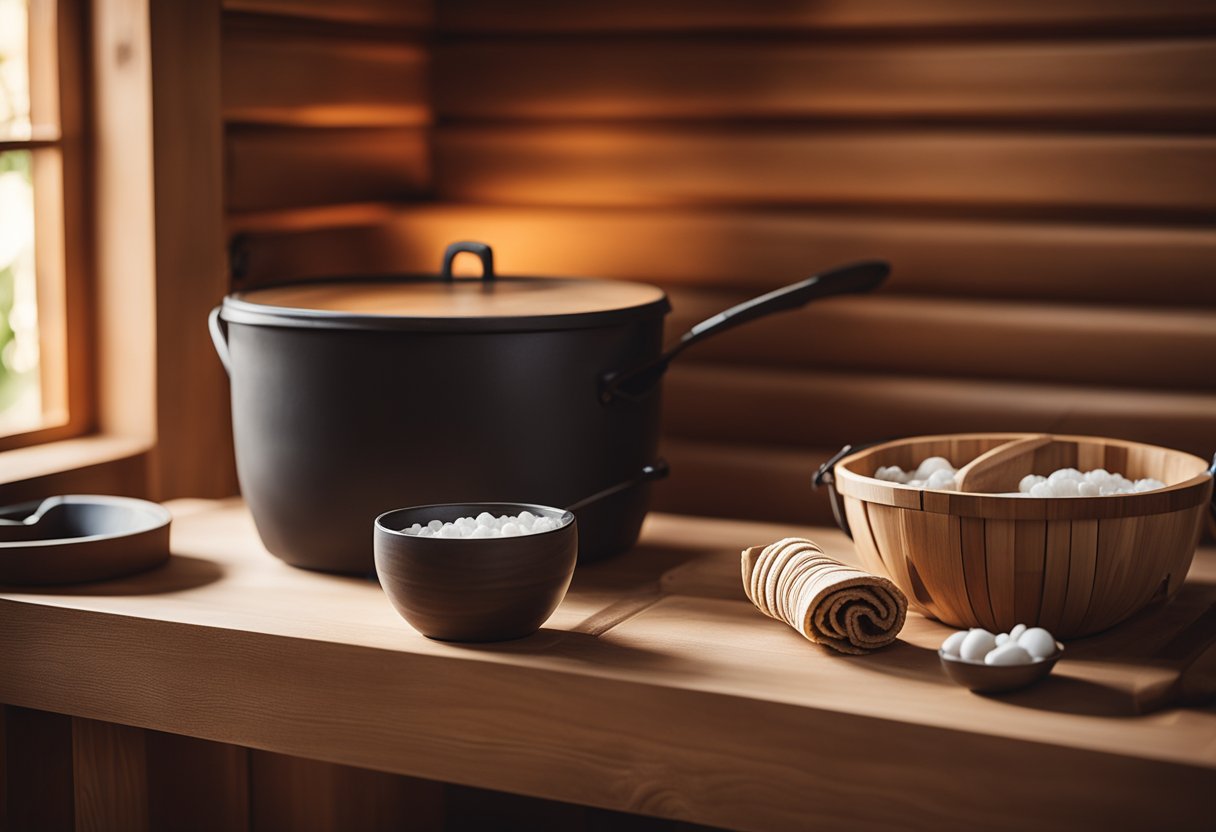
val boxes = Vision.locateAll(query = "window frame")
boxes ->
[0,0,93,452]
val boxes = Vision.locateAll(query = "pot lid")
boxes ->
[220,242,670,333]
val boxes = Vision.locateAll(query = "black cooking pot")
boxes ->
[210,242,888,573]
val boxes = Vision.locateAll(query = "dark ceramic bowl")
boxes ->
[0,495,171,585]
[373,502,577,642]
[939,642,1065,694]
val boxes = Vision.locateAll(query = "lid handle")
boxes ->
[441,242,496,282]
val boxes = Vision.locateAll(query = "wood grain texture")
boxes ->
[955,436,1053,493]
[436,39,1216,127]
[434,126,1216,213]
[148,0,238,499]
[72,718,149,832]
[227,205,1216,306]
[223,30,429,127]
[226,127,429,212]
[436,0,1216,33]
[250,752,443,832]
[663,289,1216,390]
[145,732,250,832]
[223,0,432,27]
[0,501,1212,831]
[662,364,1216,460]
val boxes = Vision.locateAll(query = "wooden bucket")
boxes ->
[832,433,1213,638]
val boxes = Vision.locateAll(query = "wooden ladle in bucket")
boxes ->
[953,434,1054,493]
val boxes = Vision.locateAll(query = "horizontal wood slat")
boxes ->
[663,290,1216,391]
[436,39,1216,127]
[654,438,835,526]
[436,1,1216,34]
[225,127,429,213]
[223,32,429,127]
[223,0,432,27]
[228,205,1216,306]
[434,126,1216,213]
[660,364,1216,458]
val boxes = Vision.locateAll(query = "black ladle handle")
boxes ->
[601,259,890,404]
[566,460,670,513]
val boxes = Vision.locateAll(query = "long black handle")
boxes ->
[601,259,889,404]
[566,460,670,513]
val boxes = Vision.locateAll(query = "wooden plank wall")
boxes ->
[225,0,1216,527]
[220,0,433,218]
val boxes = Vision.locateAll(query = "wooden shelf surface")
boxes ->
[1,499,1213,831]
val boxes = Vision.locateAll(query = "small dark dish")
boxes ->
[0,495,172,585]
[939,643,1065,694]
[374,502,577,642]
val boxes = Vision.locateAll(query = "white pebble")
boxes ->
[1029,482,1054,498]
[1008,623,1027,641]
[1050,479,1079,498]
[915,456,954,480]
[995,633,1010,646]
[1077,481,1100,497]
[875,465,908,483]
[985,643,1033,666]
[1018,627,1057,660]
[1019,474,1046,494]
[1047,468,1083,483]
[959,629,997,662]
[1084,468,1110,484]
[405,511,565,539]
[925,469,957,490]
[941,630,968,658]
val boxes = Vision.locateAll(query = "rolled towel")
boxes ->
[742,537,908,655]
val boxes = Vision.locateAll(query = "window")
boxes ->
[0,0,87,450]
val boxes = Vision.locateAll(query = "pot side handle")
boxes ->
[208,306,232,377]
[601,259,889,404]
[441,241,496,281]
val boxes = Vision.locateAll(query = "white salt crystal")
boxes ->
[427,519,443,532]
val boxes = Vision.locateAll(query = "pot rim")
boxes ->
[221,275,671,334]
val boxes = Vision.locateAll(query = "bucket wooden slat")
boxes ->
[865,504,934,618]
[1059,520,1100,635]
[843,497,890,583]
[1038,521,1073,633]
[1081,516,1139,634]
[959,517,997,632]
[1013,519,1047,626]
[984,520,1018,629]
[899,510,972,628]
